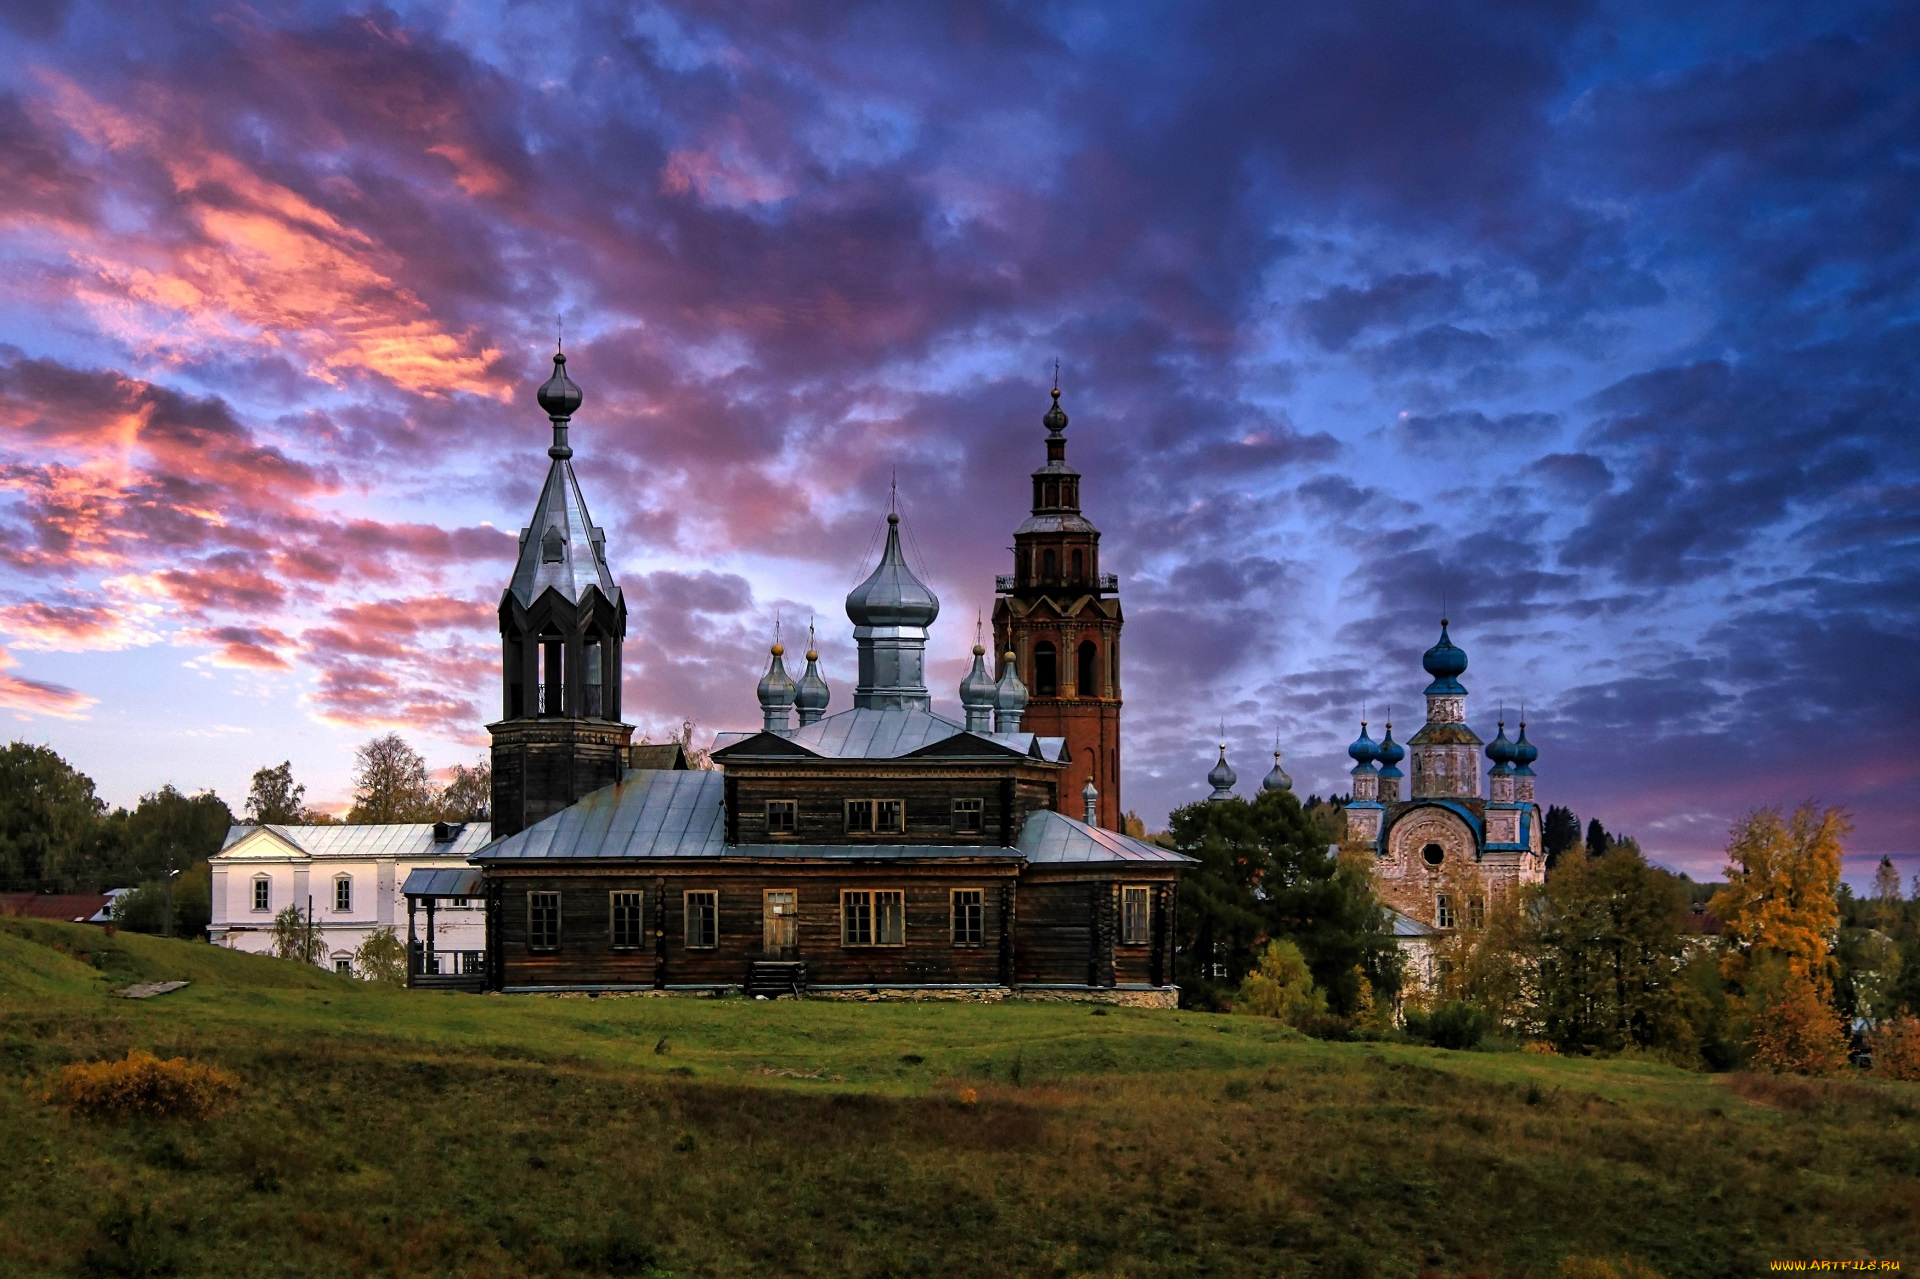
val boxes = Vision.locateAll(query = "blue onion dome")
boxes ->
[960,643,998,709]
[756,641,796,710]
[1422,618,1468,693]
[1208,743,1237,797]
[1375,724,1404,774]
[1486,720,1516,773]
[795,644,830,716]
[994,650,1028,713]
[1347,721,1379,769]
[536,350,583,419]
[1513,721,1538,773]
[846,512,940,630]
[1262,745,1293,794]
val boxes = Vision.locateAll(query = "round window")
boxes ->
[1422,843,1445,867]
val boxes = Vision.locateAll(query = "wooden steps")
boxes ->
[745,959,807,998]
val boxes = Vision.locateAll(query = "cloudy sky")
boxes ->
[0,0,1913,883]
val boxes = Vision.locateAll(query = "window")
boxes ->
[1042,547,1056,579]
[951,798,984,834]
[334,876,352,913]
[541,526,565,562]
[1121,886,1151,945]
[1436,894,1454,929]
[252,877,270,913]
[844,799,904,835]
[684,891,718,949]
[529,891,561,950]
[611,891,645,949]
[585,638,604,718]
[334,958,353,976]
[1071,548,1083,579]
[952,889,984,946]
[451,896,469,909]
[1077,640,1098,697]
[1034,641,1057,696]
[1468,895,1486,929]
[842,890,905,946]
[1422,842,1446,867]
[766,800,797,835]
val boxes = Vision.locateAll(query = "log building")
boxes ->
[464,353,1189,1001]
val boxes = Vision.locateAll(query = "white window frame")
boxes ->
[251,876,271,913]
[333,875,352,914]
[1120,885,1151,946]
[951,889,984,946]
[684,890,718,949]
[610,890,645,950]
[1436,893,1455,930]
[333,957,353,976]
[528,891,561,951]
[842,889,904,947]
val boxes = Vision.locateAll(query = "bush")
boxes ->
[352,926,406,984]
[1871,1015,1920,1081]
[1232,939,1327,1028]
[47,1050,239,1120]
[1404,1001,1493,1051]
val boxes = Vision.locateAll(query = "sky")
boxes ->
[0,0,1914,886]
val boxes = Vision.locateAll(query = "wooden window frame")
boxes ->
[844,799,905,836]
[951,798,984,835]
[766,799,797,836]
[1468,895,1485,930]
[333,958,353,976]
[333,875,352,914]
[528,891,561,951]
[251,876,270,913]
[841,889,905,947]
[610,890,645,950]
[684,890,719,950]
[951,888,984,947]
[1120,885,1151,946]
[1435,893,1454,930]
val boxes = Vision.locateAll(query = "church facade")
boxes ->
[1339,622,1546,932]
[461,354,1188,1001]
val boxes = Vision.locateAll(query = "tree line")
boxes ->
[0,733,489,937]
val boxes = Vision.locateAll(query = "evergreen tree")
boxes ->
[1585,818,1611,859]
[347,734,436,823]
[1543,804,1582,869]
[244,761,307,825]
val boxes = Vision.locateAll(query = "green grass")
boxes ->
[2,918,1915,1278]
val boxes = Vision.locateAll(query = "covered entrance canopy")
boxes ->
[401,866,486,992]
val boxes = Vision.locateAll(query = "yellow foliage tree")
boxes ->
[1233,938,1327,1028]
[1710,804,1849,1073]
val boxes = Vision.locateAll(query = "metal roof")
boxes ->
[477,770,726,861]
[506,456,621,609]
[402,866,483,898]
[1387,908,1440,938]
[713,707,1066,763]
[219,822,494,859]
[1017,810,1193,864]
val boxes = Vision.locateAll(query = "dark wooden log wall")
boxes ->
[721,763,1058,847]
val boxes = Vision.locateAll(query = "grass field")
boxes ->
[2,917,1916,1278]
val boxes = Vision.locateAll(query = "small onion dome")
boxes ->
[1375,724,1404,776]
[1081,777,1100,824]
[1348,721,1379,770]
[994,650,1028,714]
[536,350,583,419]
[959,643,997,710]
[795,647,830,718]
[1422,618,1468,693]
[1485,721,1516,774]
[756,641,796,711]
[846,512,940,630]
[1512,721,1538,774]
[1262,747,1293,794]
[1207,744,1237,800]
[1043,385,1068,434]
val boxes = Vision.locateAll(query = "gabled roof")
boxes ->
[1017,810,1193,864]
[506,456,620,609]
[477,770,726,862]
[217,823,494,860]
[711,707,1067,763]
[402,866,484,898]
[1386,907,1440,938]
[0,892,118,923]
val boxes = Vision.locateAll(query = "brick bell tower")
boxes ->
[992,379,1123,829]
[488,349,634,838]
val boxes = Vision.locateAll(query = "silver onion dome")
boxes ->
[959,643,997,732]
[794,644,830,725]
[1207,743,1237,802]
[756,641,797,734]
[845,513,939,630]
[993,650,1028,733]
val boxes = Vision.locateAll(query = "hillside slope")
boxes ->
[2,919,1914,1278]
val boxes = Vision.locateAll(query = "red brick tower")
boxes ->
[992,381,1123,829]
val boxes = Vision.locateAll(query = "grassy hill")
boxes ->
[1,918,1914,1278]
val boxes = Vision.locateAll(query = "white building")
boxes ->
[209,822,491,977]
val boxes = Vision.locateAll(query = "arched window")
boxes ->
[1034,641,1057,696]
[1071,548,1083,580]
[1077,640,1097,697]
[1042,548,1056,581]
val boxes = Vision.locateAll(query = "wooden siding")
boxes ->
[721,760,1058,847]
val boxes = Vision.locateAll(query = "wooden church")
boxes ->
[464,353,1189,1001]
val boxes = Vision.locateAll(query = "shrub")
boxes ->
[1404,1000,1492,1051]
[352,926,406,985]
[1871,1014,1920,1081]
[1233,939,1327,1028]
[47,1050,239,1120]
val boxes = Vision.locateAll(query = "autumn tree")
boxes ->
[244,761,307,824]
[1233,939,1327,1027]
[269,904,325,966]
[0,743,107,889]
[1710,804,1850,1074]
[347,734,436,824]
[352,926,407,984]
[1872,855,1903,927]
[436,758,491,821]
